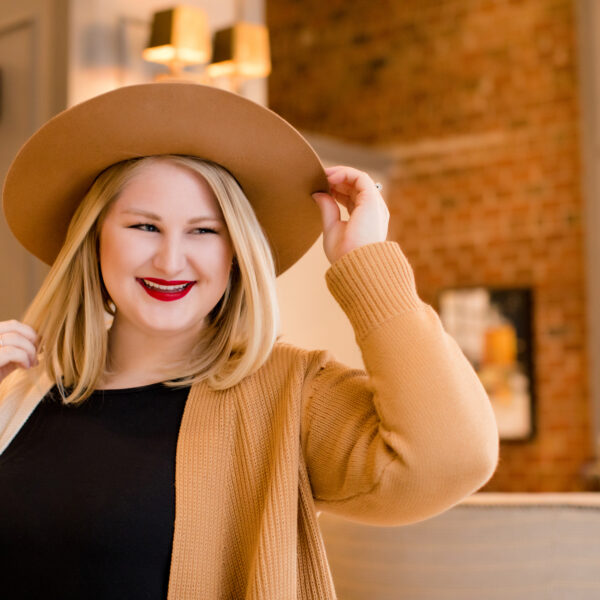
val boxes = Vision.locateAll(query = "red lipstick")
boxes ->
[136,277,196,302]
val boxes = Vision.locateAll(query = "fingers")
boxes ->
[0,333,38,367]
[326,189,353,214]
[0,320,39,370]
[312,192,341,233]
[323,166,387,211]
[324,165,382,197]
[313,166,390,223]
[312,165,391,265]
[0,319,38,345]
[0,345,34,371]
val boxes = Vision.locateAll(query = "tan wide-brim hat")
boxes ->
[2,82,329,275]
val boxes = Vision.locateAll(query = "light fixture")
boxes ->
[142,6,211,77]
[207,22,271,80]
[142,4,271,90]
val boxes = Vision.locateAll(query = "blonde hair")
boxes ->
[9,155,280,404]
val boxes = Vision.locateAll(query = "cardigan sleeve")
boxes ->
[300,241,499,526]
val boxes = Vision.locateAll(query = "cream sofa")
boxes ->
[318,493,600,600]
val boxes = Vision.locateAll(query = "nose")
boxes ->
[152,233,187,276]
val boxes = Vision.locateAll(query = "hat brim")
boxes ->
[2,82,329,275]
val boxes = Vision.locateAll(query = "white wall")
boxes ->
[276,135,395,369]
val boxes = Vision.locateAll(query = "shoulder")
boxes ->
[238,341,337,396]
[265,340,334,377]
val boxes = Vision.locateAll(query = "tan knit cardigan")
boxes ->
[0,242,499,599]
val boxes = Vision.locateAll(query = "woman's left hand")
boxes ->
[312,165,390,264]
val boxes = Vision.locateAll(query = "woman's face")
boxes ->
[99,160,234,342]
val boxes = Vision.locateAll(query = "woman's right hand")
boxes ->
[0,320,39,383]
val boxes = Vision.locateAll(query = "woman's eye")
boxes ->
[130,223,158,232]
[126,224,217,234]
[193,227,217,235]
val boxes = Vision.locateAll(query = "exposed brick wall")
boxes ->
[267,0,592,491]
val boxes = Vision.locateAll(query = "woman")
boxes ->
[0,83,498,599]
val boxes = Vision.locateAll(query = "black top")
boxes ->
[0,382,189,599]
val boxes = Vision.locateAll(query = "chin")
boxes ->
[143,316,207,337]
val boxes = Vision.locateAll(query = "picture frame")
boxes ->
[438,287,535,441]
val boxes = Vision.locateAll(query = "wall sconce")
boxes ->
[142,6,211,77]
[207,23,271,80]
[143,6,271,91]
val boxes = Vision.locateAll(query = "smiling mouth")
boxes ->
[136,278,196,301]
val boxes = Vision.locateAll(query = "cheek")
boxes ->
[196,257,232,289]
[98,228,135,291]
[198,238,234,278]
[217,243,235,284]
[98,237,112,276]
[98,231,112,283]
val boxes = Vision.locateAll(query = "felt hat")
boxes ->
[2,82,328,275]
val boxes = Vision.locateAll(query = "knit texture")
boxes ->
[166,241,499,599]
[0,242,499,599]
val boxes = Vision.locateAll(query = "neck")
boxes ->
[100,315,204,389]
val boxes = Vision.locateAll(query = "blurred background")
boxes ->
[1,0,599,497]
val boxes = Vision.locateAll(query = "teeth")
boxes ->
[143,279,190,292]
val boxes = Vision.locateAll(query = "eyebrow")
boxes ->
[122,208,224,224]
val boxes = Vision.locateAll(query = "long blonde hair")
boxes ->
[7,155,280,404]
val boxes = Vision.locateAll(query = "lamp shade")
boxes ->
[207,22,271,79]
[143,6,211,65]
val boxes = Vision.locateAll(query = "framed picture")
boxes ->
[438,287,535,441]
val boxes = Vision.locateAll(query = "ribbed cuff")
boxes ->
[325,242,423,340]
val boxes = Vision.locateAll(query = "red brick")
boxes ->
[268,0,590,491]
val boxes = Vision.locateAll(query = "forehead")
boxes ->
[111,160,223,217]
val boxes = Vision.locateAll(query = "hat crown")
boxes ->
[2,83,328,274]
